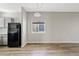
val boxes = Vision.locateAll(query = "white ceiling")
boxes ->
[0,3,79,12]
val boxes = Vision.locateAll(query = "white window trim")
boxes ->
[31,21,46,33]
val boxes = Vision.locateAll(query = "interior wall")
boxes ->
[28,12,79,43]
[21,7,28,47]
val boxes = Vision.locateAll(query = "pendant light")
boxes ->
[34,3,41,17]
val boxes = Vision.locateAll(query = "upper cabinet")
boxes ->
[5,17,11,28]
[0,18,4,28]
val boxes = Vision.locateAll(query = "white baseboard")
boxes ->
[21,42,27,47]
[28,41,79,43]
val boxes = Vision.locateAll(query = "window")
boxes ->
[32,22,45,33]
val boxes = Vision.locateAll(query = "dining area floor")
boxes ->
[0,43,79,56]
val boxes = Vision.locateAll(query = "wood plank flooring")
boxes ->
[0,43,79,56]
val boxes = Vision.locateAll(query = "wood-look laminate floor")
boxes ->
[0,43,79,56]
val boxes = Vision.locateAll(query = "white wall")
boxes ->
[21,7,28,47]
[28,12,79,43]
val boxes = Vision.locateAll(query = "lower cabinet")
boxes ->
[3,34,7,45]
[0,34,7,45]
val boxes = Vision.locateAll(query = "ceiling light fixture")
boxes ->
[34,3,41,17]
